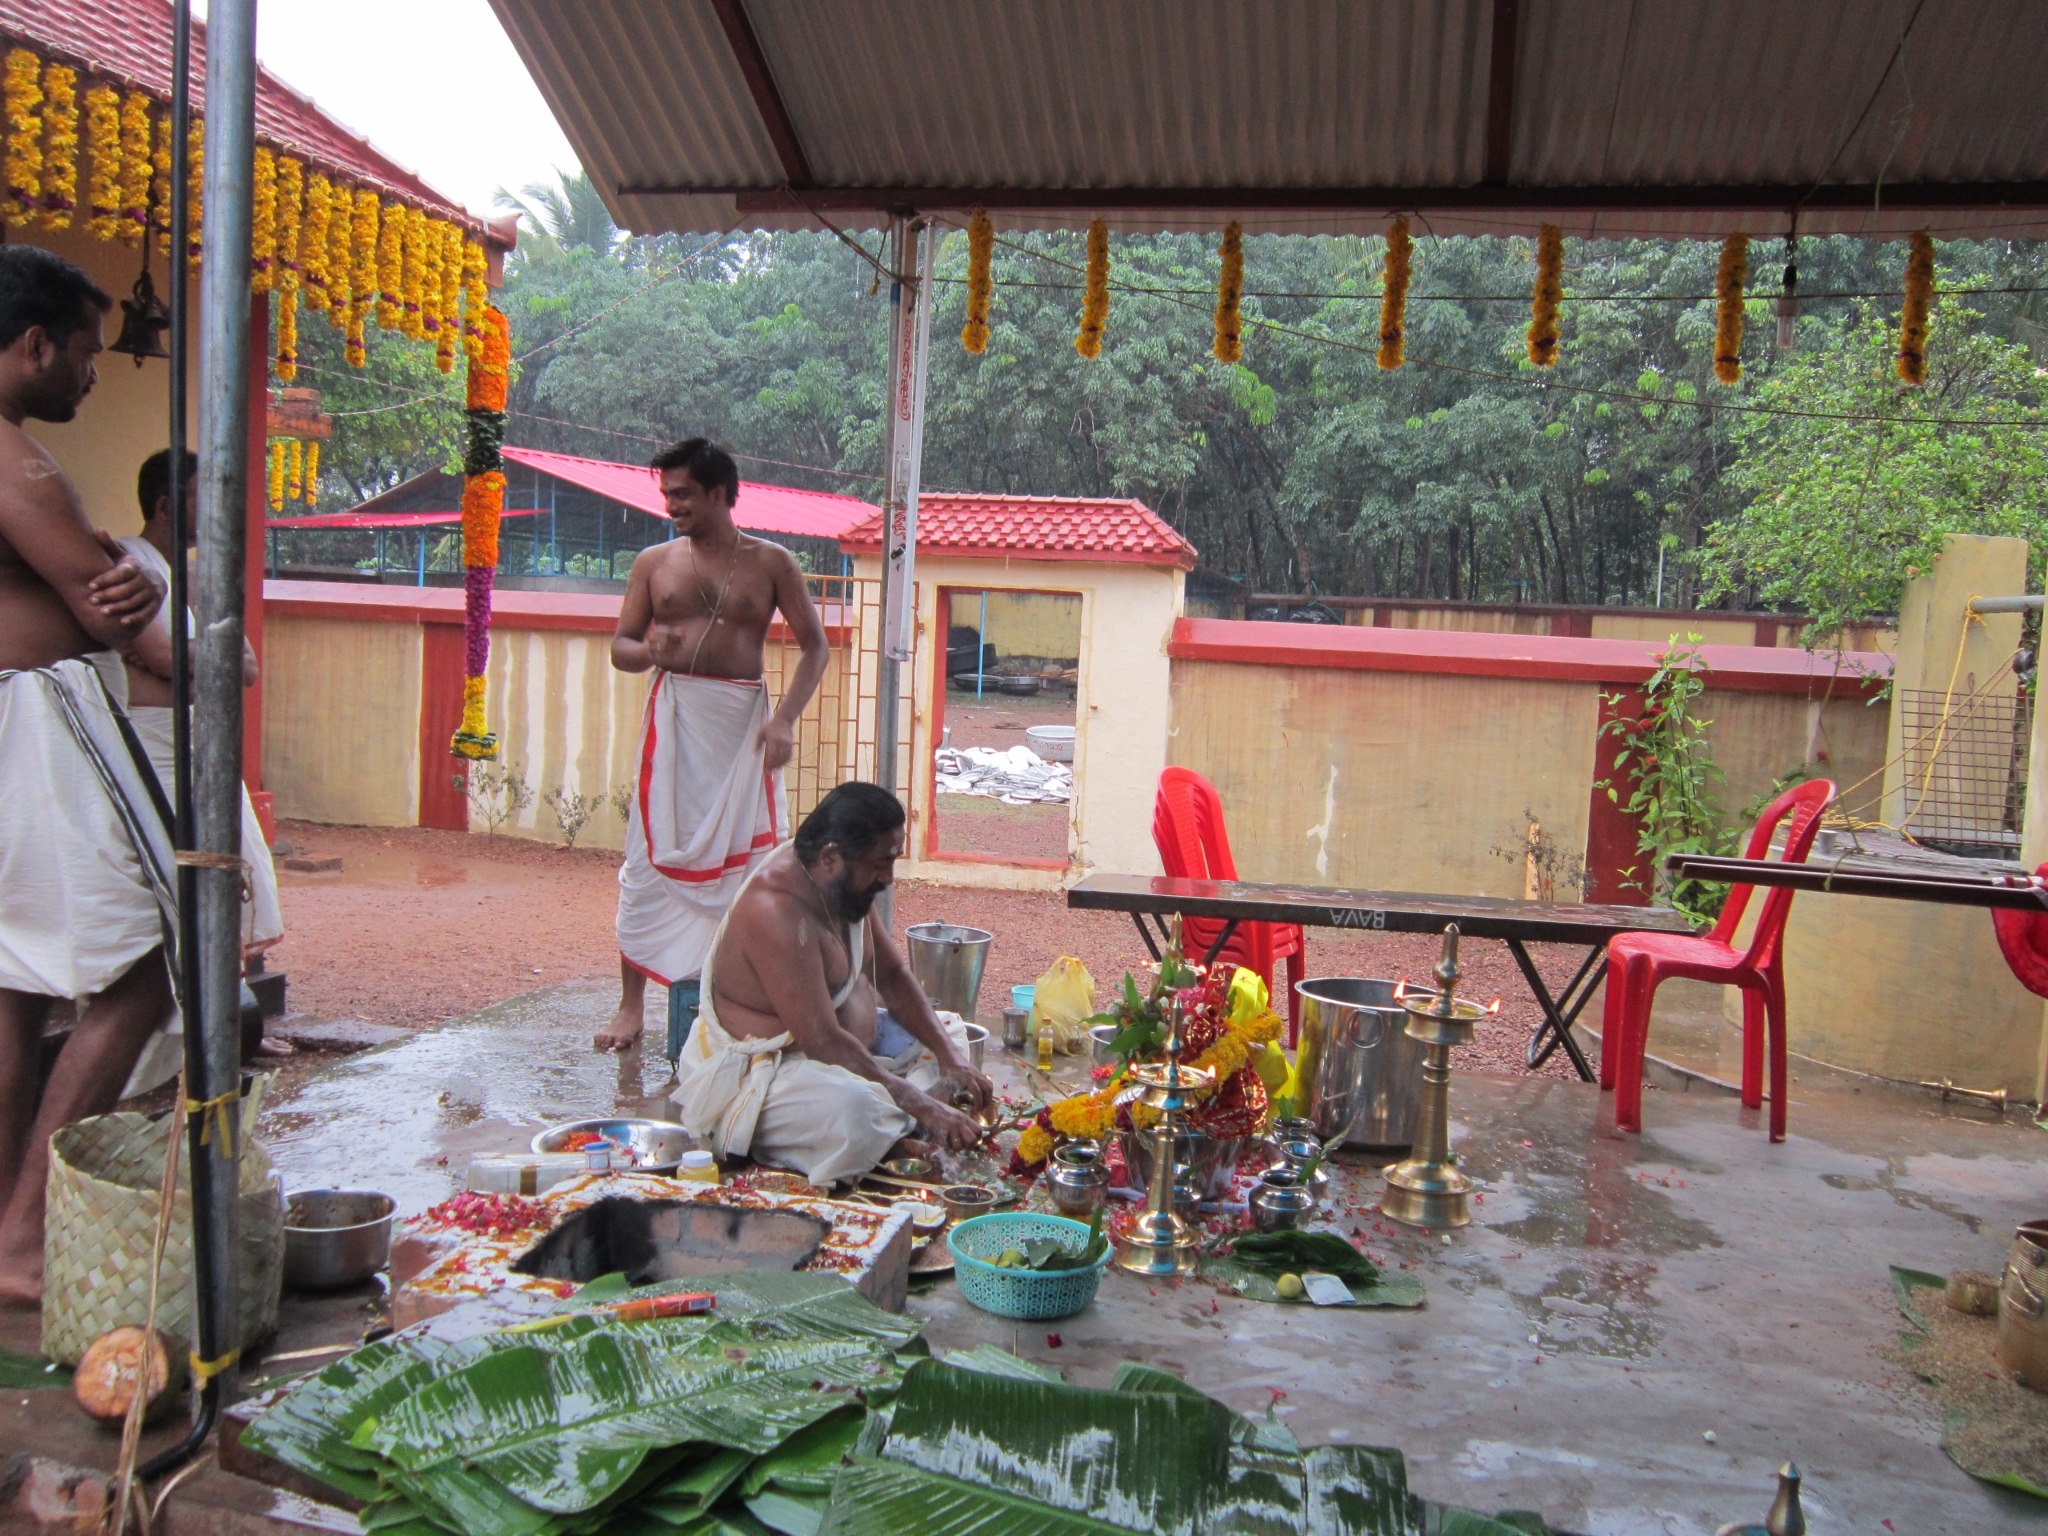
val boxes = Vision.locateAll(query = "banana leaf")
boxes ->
[0,1346,69,1389]
[944,1345,1066,1384]
[744,1488,828,1535]
[739,1410,863,1496]
[1109,1362,1297,1453]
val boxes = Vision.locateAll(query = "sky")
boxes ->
[234,0,582,218]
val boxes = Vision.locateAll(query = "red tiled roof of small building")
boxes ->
[840,493,1196,570]
[0,0,477,223]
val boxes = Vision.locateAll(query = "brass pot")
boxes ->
[1998,1219,2048,1390]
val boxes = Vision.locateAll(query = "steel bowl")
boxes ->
[283,1189,395,1291]
[958,1022,988,1072]
[531,1117,693,1175]
[941,1184,1000,1222]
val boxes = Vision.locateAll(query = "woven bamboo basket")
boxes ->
[41,1104,284,1366]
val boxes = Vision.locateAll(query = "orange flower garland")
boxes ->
[1212,221,1243,364]
[149,107,170,254]
[418,209,443,344]
[434,221,463,372]
[40,63,77,229]
[274,286,299,382]
[302,171,332,314]
[1712,233,1748,385]
[453,305,511,759]
[1075,218,1109,358]
[325,179,353,332]
[401,205,428,339]
[266,441,286,512]
[1897,230,1935,385]
[3,48,44,225]
[1377,216,1412,370]
[273,156,303,296]
[375,198,403,331]
[302,440,320,504]
[961,210,993,354]
[1527,224,1564,366]
[285,438,304,502]
[82,84,120,240]
[116,91,151,247]
[250,146,278,292]
[349,190,379,365]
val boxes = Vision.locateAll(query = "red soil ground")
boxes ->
[269,820,1594,1080]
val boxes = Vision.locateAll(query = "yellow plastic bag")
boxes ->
[1028,955,1097,1055]
[1226,967,1296,1101]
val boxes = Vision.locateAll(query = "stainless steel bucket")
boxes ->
[905,923,993,1019]
[1294,977,1424,1149]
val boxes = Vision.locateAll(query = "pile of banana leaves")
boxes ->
[243,1272,1555,1536]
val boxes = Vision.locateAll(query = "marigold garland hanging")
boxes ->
[40,63,77,229]
[460,238,488,364]
[285,438,304,502]
[183,116,204,266]
[302,440,320,504]
[452,303,510,760]
[1527,223,1564,367]
[417,210,442,344]
[1377,216,1412,370]
[273,155,303,297]
[1074,218,1109,359]
[116,91,151,247]
[1711,233,1749,385]
[273,285,299,382]
[4,48,45,225]
[302,171,332,312]
[1897,229,1935,385]
[375,198,403,331]
[1212,221,1243,364]
[266,440,286,512]
[434,221,463,372]
[961,210,993,354]
[348,190,379,365]
[82,84,119,240]
[149,107,171,254]
[325,180,353,332]
[249,146,278,292]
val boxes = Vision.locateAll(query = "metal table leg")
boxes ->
[1509,939,1605,1082]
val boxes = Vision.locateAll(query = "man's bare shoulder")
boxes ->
[0,422,83,545]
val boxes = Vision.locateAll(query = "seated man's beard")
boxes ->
[825,872,880,922]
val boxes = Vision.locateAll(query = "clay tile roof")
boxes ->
[840,492,1196,570]
[0,0,477,224]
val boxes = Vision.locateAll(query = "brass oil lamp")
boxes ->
[1112,920,1214,1276]
[1382,924,1490,1229]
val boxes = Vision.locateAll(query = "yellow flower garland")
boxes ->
[4,48,44,226]
[183,117,204,267]
[1712,232,1748,385]
[326,180,354,331]
[1212,221,1243,364]
[1015,1123,1054,1167]
[1377,216,1412,370]
[149,107,171,254]
[961,210,993,354]
[117,91,151,247]
[1897,229,1935,385]
[1528,224,1564,366]
[274,156,303,296]
[274,285,299,382]
[301,171,332,313]
[286,438,303,501]
[1047,1091,1116,1142]
[83,84,120,241]
[417,209,442,344]
[266,441,286,512]
[376,197,403,331]
[461,238,489,363]
[303,440,320,503]
[1075,218,1109,359]
[250,146,277,292]
[349,190,379,365]
[41,63,77,229]
[435,220,464,372]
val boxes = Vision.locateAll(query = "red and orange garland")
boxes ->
[1897,229,1935,385]
[453,305,510,760]
[1712,233,1748,385]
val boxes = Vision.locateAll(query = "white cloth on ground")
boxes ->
[616,671,786,986]
[0,658,181,1092]
[117,534,283,951]
[671,850,969,1186]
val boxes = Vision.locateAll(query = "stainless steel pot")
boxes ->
[958,1022,988,1072]
[1089,1024,1120,1069]
[1294,977,1425,1149]
[283,1189,395,1291]
[905,923,993,1018]
[1047,1141,1110,1217]
[1249,1167,1316,1233]
[1119,1128,1248,1204]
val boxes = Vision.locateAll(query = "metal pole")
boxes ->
[874,216,908,804]
[193,0,255,1398]
[977,591,986,700]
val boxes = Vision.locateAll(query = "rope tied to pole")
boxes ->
[182,1086,239,1157]
[186,1347,240,1384]
[173,848,252,905]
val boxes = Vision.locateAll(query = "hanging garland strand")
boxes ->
[116,89,151,247]
[1898,230,1935,385]
[1075,218,1109,358]
[1377,216,1412,370]
[302,439,320,504]
[1212,221,1243,364]
[961,209,993,354]
[82,83,118,240]
[40,62,77,228]
[1527,224,1564,366]
[452,305,510,761]
[1712,232,1749,385]
[3,48,44,226]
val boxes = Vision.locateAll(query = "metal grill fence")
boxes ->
[1894,685,2034,852]
[764,575,914,826]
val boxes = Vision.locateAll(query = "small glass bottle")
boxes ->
[676,1149,719,1186]
[1036,1012,1055,1072]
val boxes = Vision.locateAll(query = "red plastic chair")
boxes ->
[1152,767,1308,1038]
[1599,778,1836,1142]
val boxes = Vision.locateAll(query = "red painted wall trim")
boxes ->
[1583,686,1650,905]
[841,541,1193,571]
[924,849,1069,873]
[1168,617,1889,699]
[264,579,850,642]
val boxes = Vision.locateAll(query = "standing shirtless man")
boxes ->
[602,438,830,1055]
[0,246,174,1303]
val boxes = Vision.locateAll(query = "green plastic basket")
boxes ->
[946,1212,1110,1320]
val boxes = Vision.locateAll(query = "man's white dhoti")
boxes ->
[616,672,786,986]
[114,537,282,955]
[0,660,180,1089]
[671,850,969,1186]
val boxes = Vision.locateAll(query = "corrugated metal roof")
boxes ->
[0,0,478,222]
[503,447,876,541]
[840,493,1196,569]
[488,0,2048,240]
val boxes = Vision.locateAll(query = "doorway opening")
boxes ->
[929,587,1082,868]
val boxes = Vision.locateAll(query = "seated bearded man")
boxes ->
[672,781,993,1186]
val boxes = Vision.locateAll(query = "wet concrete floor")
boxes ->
[242,982,2046,1535]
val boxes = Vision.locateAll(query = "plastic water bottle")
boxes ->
[1037,1012,1054,1072]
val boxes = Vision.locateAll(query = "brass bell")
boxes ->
[107,264,171,366]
